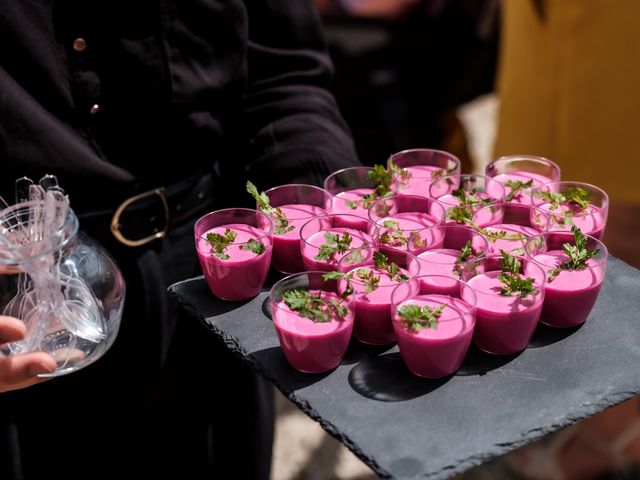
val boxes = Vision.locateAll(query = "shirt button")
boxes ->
[89,104,100,115]
[73,38,87,52]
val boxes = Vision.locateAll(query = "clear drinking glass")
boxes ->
[260,184,332,274]
[195,208,273,301]
[270,271,355,373]
[389,148,461,197]
[529,181,609,241]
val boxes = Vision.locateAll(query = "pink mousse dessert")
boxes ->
[462,255,546,355]
[392,292,476,378]
[389,148,461,197]
[324,166,383,229]
[271,273,355,373]
[531,182,609,241]
[299,214,375,272]
[337,250,420,345]
[417,249,471,296]
[526,230,608,328]
[196,221,273,301]
[332,188,377,226]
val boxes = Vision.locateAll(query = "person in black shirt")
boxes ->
[0,1,359,478]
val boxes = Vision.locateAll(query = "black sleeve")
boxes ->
[240,0,360,188]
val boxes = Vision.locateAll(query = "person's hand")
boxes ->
[0,316,57,393]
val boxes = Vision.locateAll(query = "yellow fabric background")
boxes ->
[495,0,640,202]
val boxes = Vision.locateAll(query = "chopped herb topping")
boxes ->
[282,289,348,323]
[497,250,538,297]
[398,303,446,330]
[547,226,600,281]
[504,179,534,202]
[206,228,237,260]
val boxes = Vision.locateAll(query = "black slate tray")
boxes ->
[169,257,640,479]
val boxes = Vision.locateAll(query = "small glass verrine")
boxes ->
[270,271,355,373]
[368,194,446,255]
[529,181,609,241]
[391,275,477,378]
[389,148,461,197]
[525,231,607,328]
[195,208,273,301]
[259,183,332,274]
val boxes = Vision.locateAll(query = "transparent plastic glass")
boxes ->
[389,149,461,197]
[323,166,377,222]
[270,271,355,373]
[472,203,551,256]
[260,184,332,274]
[336,247,420,345]
[530,181,609,241]
[195,208,273,301]
[299,213,376,272]
[415,225,489,296]
[485,155,561,211]
[461,255,546,355]
[391,275,477,378]
[368,194,446,255]
[525,231,608,328]
[0,204,125,377]
[428,174,506,226]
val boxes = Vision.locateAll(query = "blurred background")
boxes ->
[272,0,640,478]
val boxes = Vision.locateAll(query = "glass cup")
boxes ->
[415,225,489,296]
[461,255,546,355]
[472,203,551,256]
[529,181,609,241]
[389,148,461,197]
[391,275,477,378]
[0,203,125,376]
[525,231,608,328]
[299,213,376,272]
[195,208,273,301]
[259,184,332,274]
[368,194,446,255]
[485,155,560,222]
[428,174,506,227]
[323,166,378,223]
[270,271,355,373]
[337,247,420,345]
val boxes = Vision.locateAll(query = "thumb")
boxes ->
[0,352,57,393]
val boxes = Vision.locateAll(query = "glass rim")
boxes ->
[530,180,609,209]
[415,231,489,265]
[428,173,507,203]
[462,254,547,298]
[390,274,478,321]
[0,203,79,265]
[299,213,375,248]
[367,194,447,230]
[269,270,356,314]
[336,247,420,286]
[492,154,561,172]
[390,148,461,163]
[195,207,274,244]
[472,202,552,230]
[263,182,333,199]
[524,231,609,270]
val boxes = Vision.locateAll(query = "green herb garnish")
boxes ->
[241,238,266,255]
[378,220,408,246]
[345,163,396,210]
[322,271,355,300]
[206,228,237,260]
[282,289,348,323]
[355,268,381,294]
[373,251,409,282]
[398,303,446,330]
[504,179,534,202]
[497,250,537,297]
[246,181,294,235]
[453,240,473,278]
[547,226,600,281]
[315,231,354,261]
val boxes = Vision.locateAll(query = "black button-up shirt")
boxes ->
[0,0,358,211]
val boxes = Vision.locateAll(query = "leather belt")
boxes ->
[77,173,214,247]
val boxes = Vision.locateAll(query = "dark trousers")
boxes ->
[0,219,274,480]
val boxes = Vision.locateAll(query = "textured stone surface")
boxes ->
[169,257,640,480]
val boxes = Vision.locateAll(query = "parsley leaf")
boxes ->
[246,181,294,235]
[373,251,409,282]
[547,226,600,281]
[398,303,446,331]
[497,250,538,297]
[504,179,534,202]
[282,289,348,323]
[315,231,354,261]
[241,238,266,255]
[206,228,237,260]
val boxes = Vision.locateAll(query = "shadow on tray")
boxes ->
[527,322,584,348]
[250,347,332,391]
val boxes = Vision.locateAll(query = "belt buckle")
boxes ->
[110,188,170,247]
